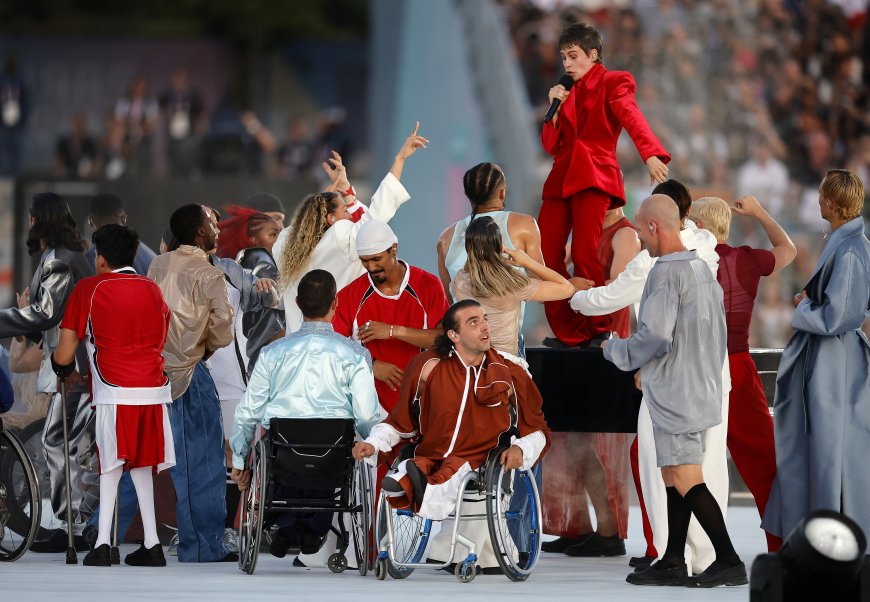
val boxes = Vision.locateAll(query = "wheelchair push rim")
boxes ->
[485,457,542,582]
[350,459,374,576]
[238,438,267,575]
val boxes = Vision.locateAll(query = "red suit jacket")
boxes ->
[541,64,670,207]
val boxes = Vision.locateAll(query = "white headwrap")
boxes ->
[356,219,398,256]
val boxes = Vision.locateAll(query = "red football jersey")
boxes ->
[62,268,171,404]
[333,262,449,412]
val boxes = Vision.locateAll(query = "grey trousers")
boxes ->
[41,389,94,533]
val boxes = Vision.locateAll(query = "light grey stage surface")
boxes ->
[4,506,765,601]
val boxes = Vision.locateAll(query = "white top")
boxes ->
[206,286,249,401]
[272,172,411,333]
[570,219,719,316]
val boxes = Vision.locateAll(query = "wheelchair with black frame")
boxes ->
[237,417,376,575]
[373,439,543,583]
[0,420,41,561]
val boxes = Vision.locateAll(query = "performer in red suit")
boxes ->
[540,23,670,346]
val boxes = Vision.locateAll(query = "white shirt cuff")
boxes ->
[512,430,546,470]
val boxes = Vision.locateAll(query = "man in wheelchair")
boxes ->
[353,299,550,571]
[230,269,381,558]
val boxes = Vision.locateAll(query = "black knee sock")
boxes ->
[683,483,739,564]
[225,480,241,529]
[660,486,691,566]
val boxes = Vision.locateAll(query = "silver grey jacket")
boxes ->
[0,245,93,392]
[236,247,285,372]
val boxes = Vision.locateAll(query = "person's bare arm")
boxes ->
[389,122,428,181]
[503,248,574,301]
[509,213,545,266]
[358,322,439,349]
[609,228,642,283]
[731,195,796,272]
[436,227,455,304]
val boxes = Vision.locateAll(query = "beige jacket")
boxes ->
[148,245,234,399]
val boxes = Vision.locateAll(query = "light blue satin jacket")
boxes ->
[230,321,380,469]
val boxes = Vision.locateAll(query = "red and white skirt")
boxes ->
[95,404,175,474]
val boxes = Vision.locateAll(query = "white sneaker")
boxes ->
[222,528,239,554]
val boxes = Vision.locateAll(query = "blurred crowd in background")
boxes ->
[0,60,353,184]
[501,0,870,347]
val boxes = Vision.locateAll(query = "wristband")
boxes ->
[389,325,394,338]
[51,354,75,378]
[341,185,356,198]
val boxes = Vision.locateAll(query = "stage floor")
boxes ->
[6,505,765,601]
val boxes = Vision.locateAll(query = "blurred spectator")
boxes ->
[736,141,790,218]
[54,112,100,179]
[0,56,28,176]
[750,278,794,349]
[310,107,351,181]
[275,117,313,179]
[159,67,205,177]
[202,99,276,175]
[114,75,159,176]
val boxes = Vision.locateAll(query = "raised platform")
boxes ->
[527,347,783,433]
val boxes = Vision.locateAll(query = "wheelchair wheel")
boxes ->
[484,452,542,582]
[0,428,41,561]
[350,461,374,576]
[375,494,432,579]
[238,439,268,575]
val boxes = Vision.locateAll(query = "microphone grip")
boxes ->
[544,98,561,123]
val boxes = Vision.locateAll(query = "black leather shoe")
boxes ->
[564,533,626,557]
[629,554,656,569]
[29,529,89,553]
[300,531,323,556]
[269,532,291,558]
[124,543,166,567]
[83,543,112,567]
[405,460,428,503]
[542,535,592,553]
[685,559,747,588]
[218,552,239,563]
[542,337,571,349]
[626,560,688,586]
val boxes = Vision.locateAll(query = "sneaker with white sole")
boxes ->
[222,528,239,554]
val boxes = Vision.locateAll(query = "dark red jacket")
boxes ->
[541,64,670,207]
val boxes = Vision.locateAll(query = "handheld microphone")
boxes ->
[544,75,575,123]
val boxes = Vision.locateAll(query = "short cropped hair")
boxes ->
[296,269,337,319]
[558,23,603,63]
[89,193,125,219]
[690,197,732,241]
[821,169,864,221]
[170,204,207,246]
[652,179,692,220]
[92,224,139,269]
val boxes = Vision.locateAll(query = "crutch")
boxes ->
[59,379,78,564]
[111,495,120,564]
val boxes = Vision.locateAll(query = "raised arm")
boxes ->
[731,195,796,272]
[389,121,428,181]
[502,247,574,301]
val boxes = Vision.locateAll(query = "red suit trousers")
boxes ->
[539,189,612,345]
[727,351,782,552]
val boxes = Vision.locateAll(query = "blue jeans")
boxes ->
[169,362,228,562]
[85,472,139,540]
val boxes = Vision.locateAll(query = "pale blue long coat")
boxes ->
[762,217,870,539]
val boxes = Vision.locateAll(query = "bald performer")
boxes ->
[603,196,746,588]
